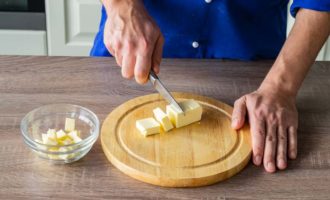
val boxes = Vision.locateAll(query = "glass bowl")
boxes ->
[20,104,100,164]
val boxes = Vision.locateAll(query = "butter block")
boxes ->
[56,129,66,139]
[65,118,75,132]
[58,147,74,160]
[166,99,203,128]
[58,136,73,145]
[68,130,82,143]
[136,118,160,136]
[42,133,58,145]
[46,129,56,140]
[153,107,174,132]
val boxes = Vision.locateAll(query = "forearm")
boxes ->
[260,9,330,96]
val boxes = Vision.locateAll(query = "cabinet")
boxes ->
[0,30,47,55]
[45,0,101,56]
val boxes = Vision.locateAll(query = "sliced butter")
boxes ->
[153,107,174,132]
[136,118,160,137]
[58,147,75,160]
[65,118,75,132]
[46,129,57,140]
[56,129,66,139]
[58,136,73,145]
[68,130,82,143]
[166,99,203,128]
[42,133,58,145]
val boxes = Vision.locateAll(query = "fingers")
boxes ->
[250,117,266,166]
[242,92,298,173]
[135,54,152,84]
[107,45,115,56]
[106,37,123,67]
[110,41,154,83]
[152,35,164,74]
[104,40,122,66]
[232,96,247,129]
[134,36,160,82]
[263,123,277,173]
[276,125,287,170]
[288,126,298,159]
[121,54,135,79]
[115,50,123,67]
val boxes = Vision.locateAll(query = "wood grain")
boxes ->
[101,92,251,187]
[0,55,330,199]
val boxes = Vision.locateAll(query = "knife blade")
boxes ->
[149,69,184,113]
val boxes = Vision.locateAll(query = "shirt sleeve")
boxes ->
[290,0,330,17]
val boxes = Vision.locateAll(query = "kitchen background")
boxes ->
[0,0,329,60]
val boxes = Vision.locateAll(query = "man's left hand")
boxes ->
[231,85,298,173]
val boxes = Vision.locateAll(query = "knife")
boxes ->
[149,69,184,113]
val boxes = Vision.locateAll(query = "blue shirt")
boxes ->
[90,0,330,60]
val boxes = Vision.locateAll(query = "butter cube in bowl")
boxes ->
[20,104,100,164]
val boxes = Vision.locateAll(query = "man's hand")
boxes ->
[232,85,298,173]
[231,9,329,173]
[102,0,164,84]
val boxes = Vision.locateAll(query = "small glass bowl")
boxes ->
[20,104,100,164]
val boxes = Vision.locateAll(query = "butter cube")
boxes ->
[46,129,56,140]
[153,107,174,132]
[136,118,160,136]
[65,118,75,132]
[56,129,66,139]
[68,130,82,143]
[166,99,203,128]
[58,147,74,160]
[58,136,73,145]
[42,133,58,145]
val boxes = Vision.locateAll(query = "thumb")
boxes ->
[231,96,247,129]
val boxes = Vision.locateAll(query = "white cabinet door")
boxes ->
[0,30,47,55]
[46,0,101,56]
[287,0,330,61]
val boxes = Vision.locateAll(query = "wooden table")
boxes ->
[1,56,329,200]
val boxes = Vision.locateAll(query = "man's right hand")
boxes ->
[102,0,164,84]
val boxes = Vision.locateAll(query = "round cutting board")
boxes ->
[101,92,251,187]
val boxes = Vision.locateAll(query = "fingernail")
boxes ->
[290,150,297,159]
[267,162,275,172]
[254,155,262,165]
[231,118,238,128]
[278,159,287,170]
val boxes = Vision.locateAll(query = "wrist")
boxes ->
[258,63,300,99]
[258,80,297,99]
[102,0,143,12]
[259,54,305,98]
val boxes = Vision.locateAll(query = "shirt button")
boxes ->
[205,0,212,3]
[192,41,199,48]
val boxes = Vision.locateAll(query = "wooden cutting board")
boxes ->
[101,92,251,187]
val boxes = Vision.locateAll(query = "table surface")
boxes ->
[0,56,330,200]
